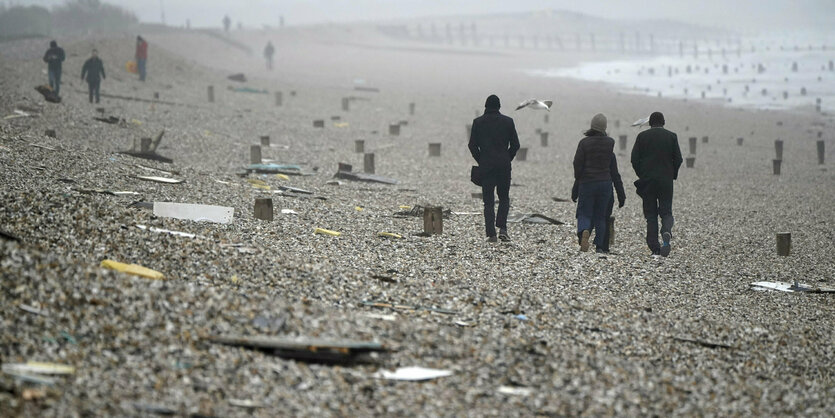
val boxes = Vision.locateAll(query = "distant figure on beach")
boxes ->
[264,41,275,70]
[223,15,231,32]
[631,112,683,257]
[572,114,619,252]
[135,36,148,81]
[81,49,106,104]
[468,95,520,242]
[43,40,65,96]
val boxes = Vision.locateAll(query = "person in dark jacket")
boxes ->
[135,36,148,81]
[572,113,618,252]
[264,41,275,70]
[468,94,520,242]
[81,49,106,103]
[572,153,625,253]
[631,111,683,256]
[43,40,66,96]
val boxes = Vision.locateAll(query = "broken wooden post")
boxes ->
[772,159,782,175]
[685,156,695,168]
[737,137,744,146]
[44,129,56,138]
[250,145,262,164]
[354,140,364,153]
[540,132,548,147]
[776,232,791,256]
[818,140,825,164]
[702,136,709,144]
[428,143,441,157]
[313,120,325,128]
[140,137,152,153]
[153,92,159,100]
[619,135,627,151]
[614,119,620,129]
[254,198,273,221]
[341,97,350,111]
[517,148,528,161]
[388,124,400,136]
[260,135,270,147]
[409,102,415,115]
[338,162,352,172]
[689,137,697,154]
[207,85,214,103]
[274,91,282,106]
[363,153,375,174]
[774,140,783,160]
[423,206,443,235]
[544,114,549,124]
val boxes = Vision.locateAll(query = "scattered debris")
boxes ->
[135,163,178,176]
[2,362,75,375]
[375,367,452,381]
[127,402,176,415]
[136,224,199,239]
[672,336,733,350]
[497,386,534,396]
[229,399,265,408]
[73,188,139,196]
[360,300,458,315]
[30,143,57,151]
[454,320,476,327]
[506,213,564,225]
[280,209,298,215]
[750,281,835,293]
[153,202,234,224]
[278,185,313,195]
[227,73,247,82]
[93,116,121,124]
[334,165,399,185]
[552,197,570,202]
[393,205,451,219]
[315,228,341,237]
[207,335,387,363]
[22,388,47,400]
[371,273,397,283]
[377,232,402,239]
[0,229,22,242]
[34,85,61,103]
[127,201,154,210]
[514,314,529,321]
[100,259,165,280]
[120,130,173,163]
[246,163,303,175]
[134,175,184,184]
[364,313,397,321]
[228,86,266,94]
[220,243,258,254]
[18,303,48,316]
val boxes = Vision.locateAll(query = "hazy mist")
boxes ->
[11,0,835,32]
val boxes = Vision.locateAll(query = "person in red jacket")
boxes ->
[135,36,148,81]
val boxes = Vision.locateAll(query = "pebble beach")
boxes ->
[1,20,834,416]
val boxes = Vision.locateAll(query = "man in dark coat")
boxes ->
[81,49,106,103]
[264,41,275,70]
[631,111,683,256]
[43,40,65,96]
[468,94,520,242]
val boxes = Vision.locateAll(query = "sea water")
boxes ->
[529,35,835,113]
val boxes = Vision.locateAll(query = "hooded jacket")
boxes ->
[468,108,520,171]
[43,43,65,72]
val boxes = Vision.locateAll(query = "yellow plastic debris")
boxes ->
[100,259,165,280]
[246,178,271,190]
[229,275,241,285]
[334,122,349,128]
[314,228,341,237]
[125,60,137,74]
[275,174,290,181]
[3,362,75,375]
[398,205,411,209]
[130,119,142,125]
[378,232,402,239]
[355,206,364,211]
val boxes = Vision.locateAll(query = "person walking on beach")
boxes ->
[223,15,231,32]
[631,112,683,256]
[468,94,520,242]
[43,40,65,96]
[572,153,625,253]
[572,114,618,252]
[264,41,275,70]
[81,49,106,104]
[135,36,148,81]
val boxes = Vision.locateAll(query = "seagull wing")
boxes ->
[542,100,553,109]
[515,99,535,111]
[631,116,650,127]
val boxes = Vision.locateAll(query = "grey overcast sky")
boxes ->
[7,0,835,31]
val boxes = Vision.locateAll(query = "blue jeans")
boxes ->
[48,69,61,95]
[576,180,613,248]
[137,59,146,81]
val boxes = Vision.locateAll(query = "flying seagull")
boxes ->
[515,99,553,111]
[631,116,650,128]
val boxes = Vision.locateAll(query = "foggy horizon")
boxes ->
[7,0,835,33]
